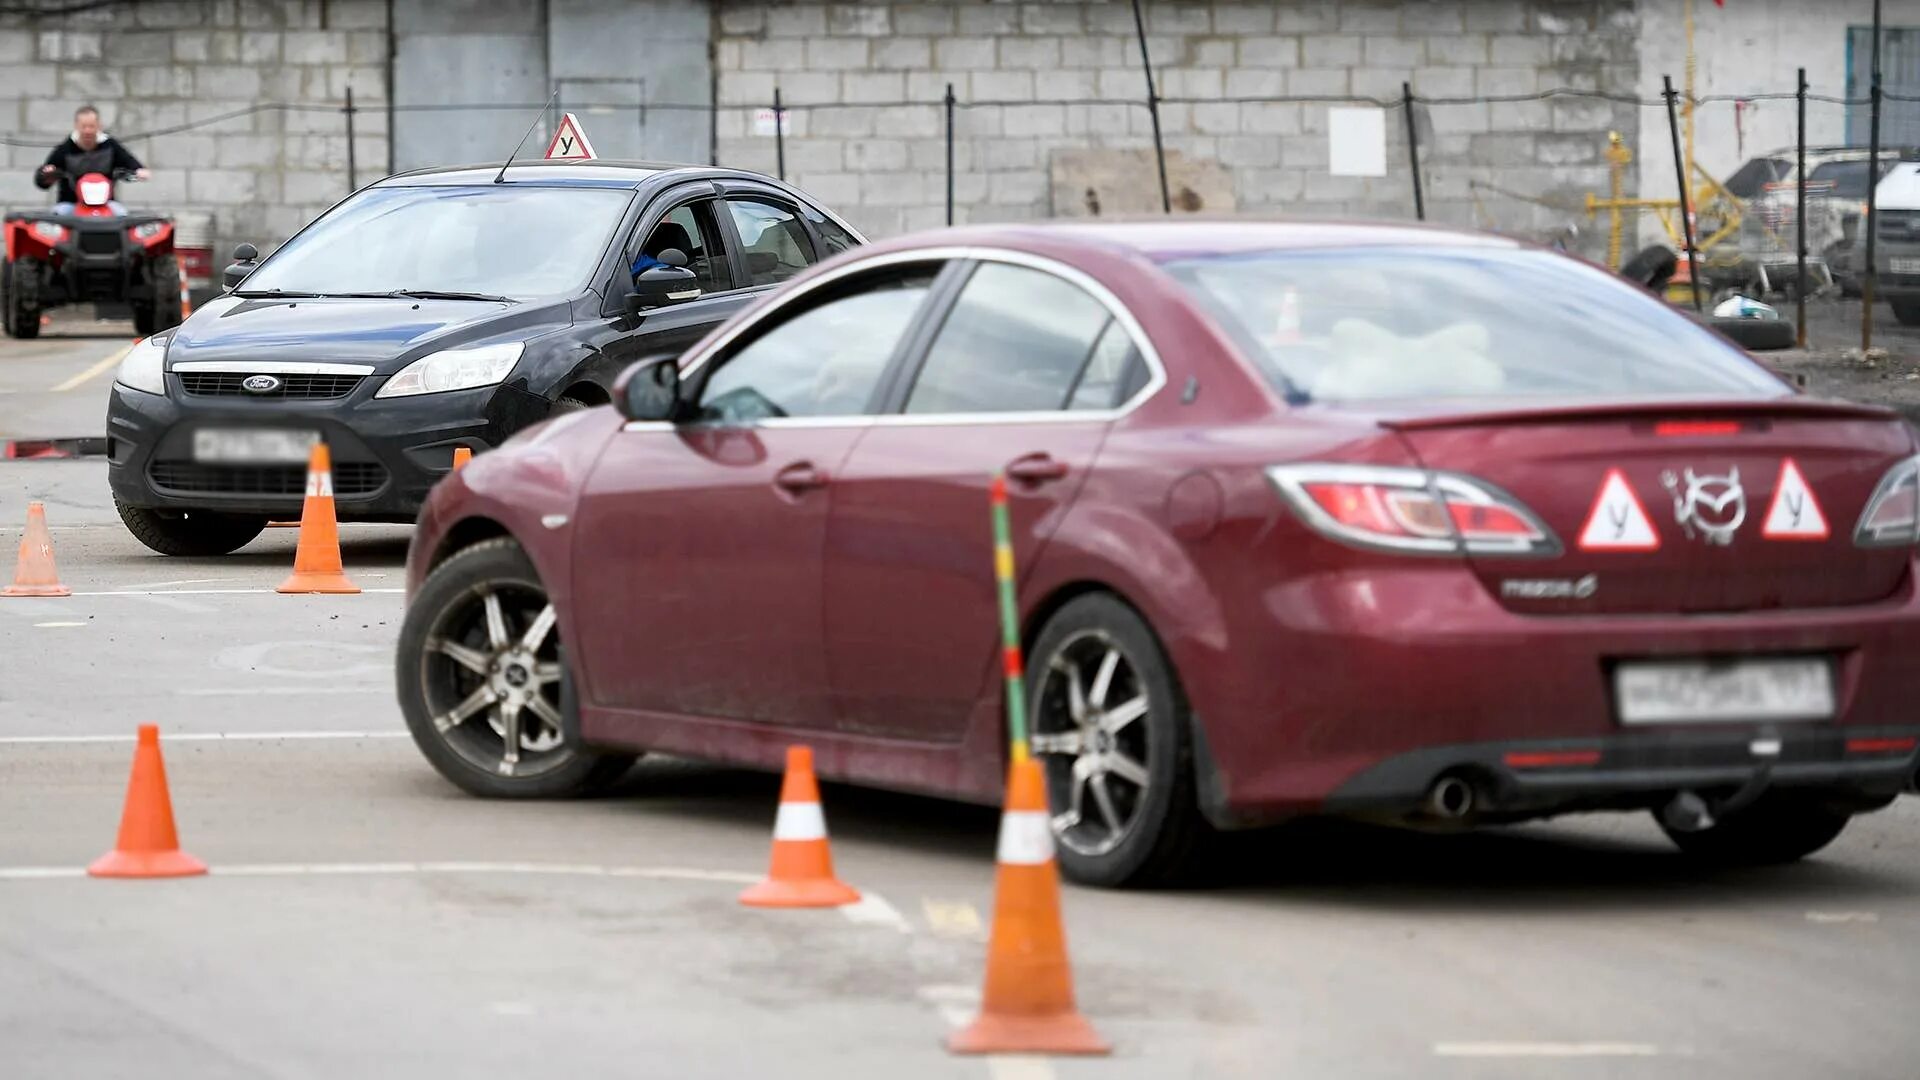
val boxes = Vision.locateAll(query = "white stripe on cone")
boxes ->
[306,470,333,498]
[996,809,1054,866]
[772,801,827,841]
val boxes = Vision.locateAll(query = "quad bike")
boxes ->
[2,166,181,339]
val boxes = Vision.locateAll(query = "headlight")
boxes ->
[130,221,166,240]
[116,334,169,395]
[30,221,66,244]
[376,342,525,399]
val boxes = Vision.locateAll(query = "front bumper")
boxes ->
[105,376,550,522]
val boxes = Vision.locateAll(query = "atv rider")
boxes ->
[35,104,148,209]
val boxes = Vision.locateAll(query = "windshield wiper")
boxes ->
[380,289,516,303]
[231,289,325,299]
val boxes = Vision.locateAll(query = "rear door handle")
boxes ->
[1004,454,1069,484]
[774,461,829,493]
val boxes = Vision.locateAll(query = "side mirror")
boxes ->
[223,242,259,291]
[625,250,700,315]
[613,354,683,422]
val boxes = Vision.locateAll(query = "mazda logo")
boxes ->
[241,374,282,394]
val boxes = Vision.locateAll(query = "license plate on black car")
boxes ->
[191,428,319,464]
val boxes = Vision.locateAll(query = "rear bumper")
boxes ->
[105,378,550,522]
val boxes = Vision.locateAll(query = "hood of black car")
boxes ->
[166,295,572,374]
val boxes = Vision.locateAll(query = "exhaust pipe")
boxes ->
[1425,775,1476,821]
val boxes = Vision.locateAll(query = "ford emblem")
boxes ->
[242,374,282,394]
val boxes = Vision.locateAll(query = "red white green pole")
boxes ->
[990,474,1030,763]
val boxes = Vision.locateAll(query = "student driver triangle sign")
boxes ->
[1578,469,1660,552]
[544,112,597,161]
[1762,458,1829,540]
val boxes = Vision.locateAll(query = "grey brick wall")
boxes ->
[714,0,1641,246]
[0,0,387,273]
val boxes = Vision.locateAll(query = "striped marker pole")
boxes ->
[990,473,1030,762]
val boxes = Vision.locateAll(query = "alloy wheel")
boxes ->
[1031,630,1152,857]
[418,581,571,778]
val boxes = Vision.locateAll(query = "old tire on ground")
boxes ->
[1707,315,1797,351]
[397,537,637,799]
[1892,300,1920,327]
[1027,592,1211,888]
[1659,794,1853,866]
[115,499,267,556]
[7,257,41,339]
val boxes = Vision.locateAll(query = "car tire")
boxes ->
[1707,315,1798,351]
[131,301,157,337]
[115,500,267,556]
[148,255,183,333]
[1892,300,1920,327]
[1027,592,1210,888]
[396,537,637,799]
[549,395,595,416]
[1658,794,1853,866]
[7,257,41,340]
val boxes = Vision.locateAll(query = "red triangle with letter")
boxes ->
[543,112,597,161]
[1762,458,1829,540]
[1578,469,1660,551]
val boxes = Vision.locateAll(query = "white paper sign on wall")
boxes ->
[754,108,791,137]
[1328,107,1387,177]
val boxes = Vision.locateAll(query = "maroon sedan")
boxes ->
[397,221,1920,887]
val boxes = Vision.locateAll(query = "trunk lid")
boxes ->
[1379,398,1915,614]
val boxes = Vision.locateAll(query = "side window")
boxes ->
[632,201,730,294]
[695,267,938,423]
[1066,320,1148,411]
[726,199,815,286]
[801,204,861,256]
[904,262,1113,415]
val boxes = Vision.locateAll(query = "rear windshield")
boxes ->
[1164,248,1789,403]
[1810,160,1874,198]
[1725,157,1791,198]
[241,184,634,299]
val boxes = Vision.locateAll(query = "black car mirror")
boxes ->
[625,263,701,315]
[613,354,683,423]
[223,242,259,291]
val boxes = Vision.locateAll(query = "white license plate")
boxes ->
[191,428,319,464]
[1892,257,1920,274]
[1614,658,1834,725]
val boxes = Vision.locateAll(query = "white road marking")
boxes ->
[1806,911,1880,924]
[0,730,407,744]
[133,593,216,614]
[1433,1043,1661,1058]
[840,892,912,933]
[71,588,405,596]
[0,861,761,883]
[923,898,986,939]
[50,342,135,393]
[175,687,388,697]
[122,577,244,589]
[915,985,1060,1079]
[32,621,87,628]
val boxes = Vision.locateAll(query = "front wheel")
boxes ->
[116,500,266,556]
[6,257,41,339]
[397,538,637,798]
[1027,593,1210,888]
[1659,793,1853,866]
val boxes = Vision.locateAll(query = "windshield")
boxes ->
[1809,160,1874,199]
[240,185,633,299]
[1165,248,1789,403]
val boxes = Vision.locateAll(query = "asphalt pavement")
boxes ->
[4,331,1919,1080]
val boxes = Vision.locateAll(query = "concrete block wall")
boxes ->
[0,0,387,266]
[712,0,1640,246]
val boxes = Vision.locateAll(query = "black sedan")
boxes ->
[105,159,862,555]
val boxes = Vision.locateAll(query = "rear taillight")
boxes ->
[1268,464,1560,557]
[1855,455,1920,547]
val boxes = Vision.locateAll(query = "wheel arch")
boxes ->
[427,513,514,573]
[560,379,611,406]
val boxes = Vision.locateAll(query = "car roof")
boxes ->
[376,160,776,190]
[867,219,1520,261]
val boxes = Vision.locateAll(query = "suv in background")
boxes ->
[1861,157,1920,324]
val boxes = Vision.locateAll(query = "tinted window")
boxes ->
[633,201,730,294]
[1067,321,1147,410]
[727,199,814,286]
[802,205,862,256]
[1809,160,1873,199]
[696,270,934,423]
[1167,248,1788,402]
[242,185,631,298]
[905,263,1113,414]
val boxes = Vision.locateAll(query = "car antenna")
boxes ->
[494,88,560,185]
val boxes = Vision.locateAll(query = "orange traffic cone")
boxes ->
[276,442,360,594]
[1273,286,1302,344]
[451,446,472,471]
[947,757,1109,1056]
[3,501,71,597]
[88,724,207,878]
[739,746,861,908]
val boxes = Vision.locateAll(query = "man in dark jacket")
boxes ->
[34,104,148,205]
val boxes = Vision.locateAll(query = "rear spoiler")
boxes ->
[1378,397,1899,432]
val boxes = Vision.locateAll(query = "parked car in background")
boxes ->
[104,159,862,555]
[1734,146,1915,296]
[1857,157,1920,325]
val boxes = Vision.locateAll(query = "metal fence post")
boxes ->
[1663,75,1702,311]
[1797,66,1808,349]
[773,86,785,182]
[1128,0,1172,214]
[1865,0,1884,353]
[945,82,956,226]
[342,85,357,192]
[1403,82,1425,221]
